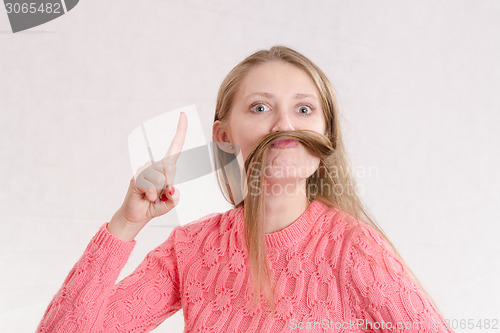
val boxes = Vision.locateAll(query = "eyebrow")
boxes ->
[245,92,318,101]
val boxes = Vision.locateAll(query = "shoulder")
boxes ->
[309,202,382,251]
[346,220,397,260]
[334,217,450,330]
[336,213,414,304]
[319,205,397,260]
[312,205,409,284]
[339,214,404,276]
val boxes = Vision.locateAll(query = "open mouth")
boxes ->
[271,139,299,148]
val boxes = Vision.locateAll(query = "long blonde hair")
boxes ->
[212,45,434,311]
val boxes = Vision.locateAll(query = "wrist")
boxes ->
[108,212,144,242]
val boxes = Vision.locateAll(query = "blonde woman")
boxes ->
[37,46,454,332]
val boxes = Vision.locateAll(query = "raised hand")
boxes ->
[108,112,188,241]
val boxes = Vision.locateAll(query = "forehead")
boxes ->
[238,61,320,97]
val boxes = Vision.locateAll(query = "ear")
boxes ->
[213,120,235,154]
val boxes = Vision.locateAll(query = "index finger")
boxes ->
[163,111,188,163]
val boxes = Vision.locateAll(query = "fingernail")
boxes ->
[161,194,167,201]
[169,187,175,196]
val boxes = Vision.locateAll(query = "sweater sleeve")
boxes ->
[340,223,454,333]
[36,223,182,333]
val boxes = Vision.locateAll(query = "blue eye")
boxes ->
[297,105,313,115]
[250,103,270,113]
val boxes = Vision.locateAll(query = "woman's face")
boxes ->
[214,60,326,182]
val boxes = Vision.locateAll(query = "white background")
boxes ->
[1,0,499,332]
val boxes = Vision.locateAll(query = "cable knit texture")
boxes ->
[37,200,454,332]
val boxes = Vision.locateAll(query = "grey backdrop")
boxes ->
[1,0,499,332]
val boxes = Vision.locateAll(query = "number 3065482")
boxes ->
[5,2,62,14]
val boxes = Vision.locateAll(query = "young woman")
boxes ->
[37,46,454,332]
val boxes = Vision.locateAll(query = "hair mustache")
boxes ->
[243,130,335,173]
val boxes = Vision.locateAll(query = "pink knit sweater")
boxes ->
[37,200,454,332]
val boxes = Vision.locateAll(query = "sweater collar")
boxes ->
[236,199,327,249]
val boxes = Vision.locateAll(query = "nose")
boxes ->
[271,108,295,133]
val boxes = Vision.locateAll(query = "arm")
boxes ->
[340,223,454,333]
[36,223,181,333]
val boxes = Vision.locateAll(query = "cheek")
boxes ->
[308,114,327,135]
[235,140,255,166]
[239,134,267,161]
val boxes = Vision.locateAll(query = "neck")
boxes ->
[261,179,310,234]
